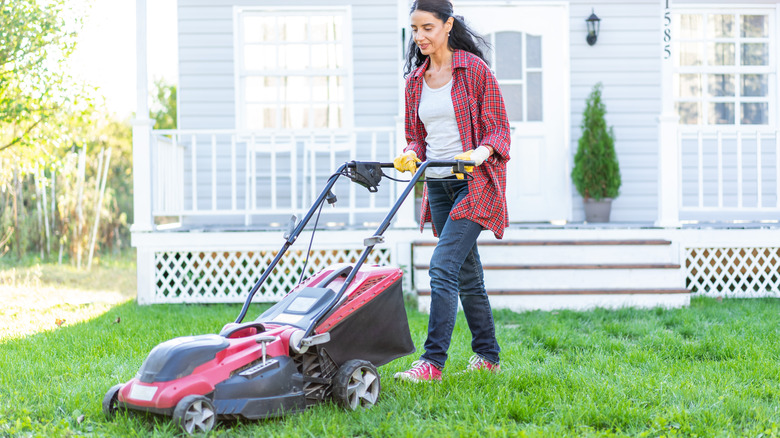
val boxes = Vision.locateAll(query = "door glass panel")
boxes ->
[488,31,542,122]
[526,35,542,69]
[500,84,523,121]
[527,72,542,121]
[495,32,523,80]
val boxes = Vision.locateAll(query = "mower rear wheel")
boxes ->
[332,359,380,410]
[102,384,124,418]
[173,395,216,435]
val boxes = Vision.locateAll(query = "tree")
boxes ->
[571,83,621,201]
[0,0,92,160]
[0,0,133,263]
[150,79,177,129]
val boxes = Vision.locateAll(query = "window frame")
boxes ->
[672,6,776,128]
[233,6,354,131]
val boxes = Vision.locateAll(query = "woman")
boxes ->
[393,0,511,382]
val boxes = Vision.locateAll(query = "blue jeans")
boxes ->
[421,177,501,369]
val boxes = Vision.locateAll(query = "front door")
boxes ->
[458,3,570,222]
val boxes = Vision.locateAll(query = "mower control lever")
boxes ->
[363,235,385,247]
[283,215,298,241]
[300,332,330,348]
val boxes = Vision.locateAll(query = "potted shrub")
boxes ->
[571,83,621,222]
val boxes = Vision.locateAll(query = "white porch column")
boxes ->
[656,0,681,227]
[393,116,418,229]
[132,0,153,232]
[133,0,154,304]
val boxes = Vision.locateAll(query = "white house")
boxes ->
[131,0,780,312]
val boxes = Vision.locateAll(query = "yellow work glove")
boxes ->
[452,146,491,179]
[393,150,421,173]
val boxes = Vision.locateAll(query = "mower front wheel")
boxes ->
[332,359,380,410]
[173,395,216,435]
[102,384,124,418]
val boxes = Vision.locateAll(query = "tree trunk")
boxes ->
[13,168,20,260]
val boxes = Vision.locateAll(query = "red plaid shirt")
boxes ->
[404,50,511,239]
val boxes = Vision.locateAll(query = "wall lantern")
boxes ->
[586,9,601,46]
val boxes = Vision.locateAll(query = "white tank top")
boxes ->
[418,78,463,178]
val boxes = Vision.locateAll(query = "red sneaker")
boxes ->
[393,360,442,382]
[464,354,501,373]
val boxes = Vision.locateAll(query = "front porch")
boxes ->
[132,219,780,310]
[130,119,780,310]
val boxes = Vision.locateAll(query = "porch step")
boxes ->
[412,240,675,265]
[411,239,689,312]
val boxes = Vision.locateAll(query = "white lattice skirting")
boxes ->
[153,248,391,303]
[686,247,780,297]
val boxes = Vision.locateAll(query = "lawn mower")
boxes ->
[102,159,474,434]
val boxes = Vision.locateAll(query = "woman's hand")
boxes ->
[452,146,491,179]
[393,150,421,173]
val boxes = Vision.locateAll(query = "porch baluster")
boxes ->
[270,134,278,211]
[231,134,237,212]
[697,131,704,208]
[737,131,743,209]
[776,133,780,208]
[211,134,217,211]
[191,134,198,212]
[717,131,723,208]
[757,132,763,208]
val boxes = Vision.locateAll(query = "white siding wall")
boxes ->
[175,0,667,225]
[568,0,662,222]
[178,0,400,130]
[175,0,400,227]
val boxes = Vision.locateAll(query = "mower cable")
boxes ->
[297,197,325,286]
[297,168,345,285]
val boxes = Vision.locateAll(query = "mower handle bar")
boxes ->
[234,159,475,327]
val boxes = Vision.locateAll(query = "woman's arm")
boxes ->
[403,78,427,160]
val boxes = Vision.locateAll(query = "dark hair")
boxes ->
[404,0,491,77]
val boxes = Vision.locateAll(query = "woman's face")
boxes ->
[410,10,453,56]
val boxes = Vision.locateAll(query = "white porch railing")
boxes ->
[150,128,404,227]
[678,127,780,222]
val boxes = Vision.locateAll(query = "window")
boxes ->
[673,11,773,126]
[485,31,543,122]
[236,8,351,130]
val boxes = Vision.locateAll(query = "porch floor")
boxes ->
[149,220,780,233]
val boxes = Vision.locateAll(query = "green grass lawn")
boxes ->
[2,276,780,436]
